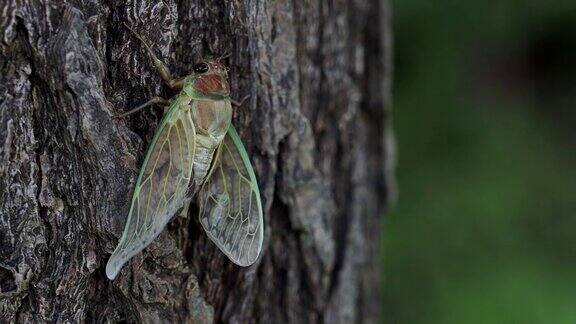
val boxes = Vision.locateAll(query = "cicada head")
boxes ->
[191,60,230,97]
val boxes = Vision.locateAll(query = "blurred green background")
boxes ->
[383,0,576,323]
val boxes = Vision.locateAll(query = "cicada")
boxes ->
[105,25,264,280]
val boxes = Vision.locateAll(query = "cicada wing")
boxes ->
[197,125,264,266]
[106,103,195,279]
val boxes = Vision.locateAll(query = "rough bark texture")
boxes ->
[0,0,393,323]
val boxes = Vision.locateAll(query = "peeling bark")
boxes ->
[0,0,393,323]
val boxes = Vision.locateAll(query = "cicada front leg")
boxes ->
[123,23,186,90]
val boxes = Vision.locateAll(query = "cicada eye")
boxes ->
[193,62,209,74]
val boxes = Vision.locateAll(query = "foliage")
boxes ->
[384,0,576,322]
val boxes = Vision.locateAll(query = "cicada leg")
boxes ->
[231,95,250,107]
[115,96,170,118]
[123,23,186,90]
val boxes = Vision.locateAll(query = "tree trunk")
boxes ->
[0,0,393,323]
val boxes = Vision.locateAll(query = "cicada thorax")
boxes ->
[193,74,230,96]
[185,60,232,137]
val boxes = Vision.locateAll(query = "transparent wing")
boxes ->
[106,102,195,279]
[197,125,264,266]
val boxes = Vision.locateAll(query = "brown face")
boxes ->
[192,60,230,96]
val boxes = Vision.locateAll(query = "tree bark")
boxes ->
[0,0,394,323]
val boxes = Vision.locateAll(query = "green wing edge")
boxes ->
[106,101,187,280]
[198,125,264,266]
[227,124,264,245]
